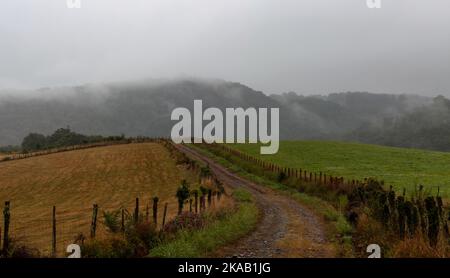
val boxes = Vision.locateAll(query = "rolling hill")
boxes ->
[0,142,198,255]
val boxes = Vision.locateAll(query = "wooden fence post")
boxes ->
[121,209,125,234]
[200,195,205,211]
[2,201,10,256]
[207,189,212,208]
[134,198,139,224]
[90,204,98,238]
[52,206,56,257]
[162,203,168,228]
[152,197,159,225]
[194,191,199,213]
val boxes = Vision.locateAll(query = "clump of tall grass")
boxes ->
[0,237,41,258]
[78,207,160,258]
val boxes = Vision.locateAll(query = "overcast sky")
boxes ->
[1,0,449,96]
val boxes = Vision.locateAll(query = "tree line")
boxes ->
[19,127,125,153]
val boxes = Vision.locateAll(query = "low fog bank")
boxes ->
[0,78,448,151]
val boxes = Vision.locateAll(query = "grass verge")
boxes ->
[148,188,259,258]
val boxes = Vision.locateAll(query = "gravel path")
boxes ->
[176,144,335,258]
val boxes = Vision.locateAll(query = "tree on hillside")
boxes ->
[46,127,89,148]
[19,127,110,153]
[21,133,47,152]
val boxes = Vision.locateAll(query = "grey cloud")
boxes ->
[0,0,449,96]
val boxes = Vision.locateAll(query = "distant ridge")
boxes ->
[1,78,448,151]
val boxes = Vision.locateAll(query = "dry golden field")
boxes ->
[0,143,199,256]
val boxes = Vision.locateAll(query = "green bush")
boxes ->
[176,180,191,214]
[103,209,121,233]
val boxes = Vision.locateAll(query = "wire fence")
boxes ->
[1,192,226,257]
[0,137,165,164]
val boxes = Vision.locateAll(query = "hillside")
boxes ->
[230,141,450,198]
[0,143,197,255]
[351,96,450,151]
[0,79,281,145]
[0,79,434,147]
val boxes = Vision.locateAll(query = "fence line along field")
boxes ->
[0,143,198,256]
[229,141,450,199]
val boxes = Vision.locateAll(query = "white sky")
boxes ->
[1,0,449,96]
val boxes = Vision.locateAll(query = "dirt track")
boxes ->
[175,144,335,258]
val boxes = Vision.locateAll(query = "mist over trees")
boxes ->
[350,95,450,151]
[0,78,448,152]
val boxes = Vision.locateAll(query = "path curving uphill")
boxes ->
[175,144,336,258]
